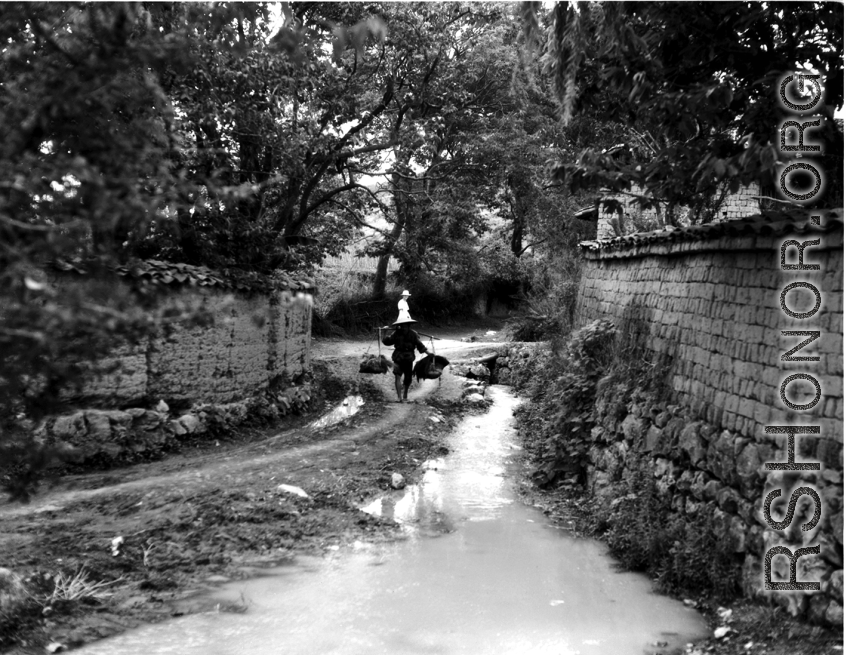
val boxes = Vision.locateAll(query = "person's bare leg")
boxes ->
[394,375,403,402]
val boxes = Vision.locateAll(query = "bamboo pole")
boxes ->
[377,326,442,340]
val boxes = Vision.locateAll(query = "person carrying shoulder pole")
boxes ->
[381,309,428,402]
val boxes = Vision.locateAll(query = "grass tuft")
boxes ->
[45,567,122,603]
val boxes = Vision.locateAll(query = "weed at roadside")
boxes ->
[44,567,122,605]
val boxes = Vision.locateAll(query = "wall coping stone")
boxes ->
[579,210,843,261]
[51,258,316,293]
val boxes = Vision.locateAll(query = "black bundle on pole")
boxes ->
[359,327,392,374]
[413,353,450,382]
[359,354,392,374]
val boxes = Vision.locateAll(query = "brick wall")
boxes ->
[572,214,843,619]
[576,216,843,446]
[596,185,662,240]
[596,183,763,239]
[62,282,313,407]
[719,183,762,220]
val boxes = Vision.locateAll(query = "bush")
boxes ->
[514,313,676,490]
[597,466,741,599]
[508,249,582,341]
[0,569,40,648]
[514,313,740,600]
[513,320,617,487]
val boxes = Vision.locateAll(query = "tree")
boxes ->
[364,3,602,298]
[524,1,844,217]
[0,1,385,498]
[131,2,393,272]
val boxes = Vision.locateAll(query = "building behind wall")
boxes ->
[595,183,764,240]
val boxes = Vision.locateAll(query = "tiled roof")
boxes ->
[579,209,843,253]
[52,259,316,293]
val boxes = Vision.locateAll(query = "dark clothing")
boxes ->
[382,328,427,364]
[393,359,414,386]
[383,328,427,386]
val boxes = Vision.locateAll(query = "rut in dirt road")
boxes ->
[0,339,500,521]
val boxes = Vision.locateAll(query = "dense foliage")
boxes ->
[526,1,844,220]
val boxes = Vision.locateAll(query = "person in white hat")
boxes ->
[381,309,428,402]
[398,290,411,313]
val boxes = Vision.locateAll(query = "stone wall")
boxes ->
[577,215,843,442]
[41,262,315,466]
[570,213,843,624]
[47,385,313,466]
[55,266,314,408]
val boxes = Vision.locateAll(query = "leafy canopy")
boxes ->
[525,1,844,213]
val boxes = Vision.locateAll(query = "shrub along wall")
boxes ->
[510,213,843,626]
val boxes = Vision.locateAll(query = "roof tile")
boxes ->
[580,210,843,253]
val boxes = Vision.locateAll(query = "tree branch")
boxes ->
[326,199,391,236]
[519,237,548,255]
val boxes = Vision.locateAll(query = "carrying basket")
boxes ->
[359,353,392,375]
[414,353,450,381]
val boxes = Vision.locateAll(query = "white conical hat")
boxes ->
[401,290,411,297]
[392,309,417,325]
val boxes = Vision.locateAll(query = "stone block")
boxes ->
[621,414,646,444]
[130,410,163,432]
[717,487,742,514]
[703,479,721,501]
[177,414,201,435]
[728,515,747,552]
[52,412,86,440]
[827,569,843,600]
[736,442,763,489]
[679,422,707,467]
[817,439,843,468]
[83,410,115,442]
[643,425,664,453]
[707,430,738,484]
[825,601,843,627]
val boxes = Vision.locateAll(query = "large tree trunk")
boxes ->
[507,173,529,257]
[372,169,409,297]
[510,215,524,257]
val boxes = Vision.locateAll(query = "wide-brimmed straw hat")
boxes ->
[401,290,411,297]
[392,309,418,326]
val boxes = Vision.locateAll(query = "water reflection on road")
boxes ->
[75,386,708,655]
[307,394,365,431]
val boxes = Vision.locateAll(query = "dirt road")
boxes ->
[0,325,507,653]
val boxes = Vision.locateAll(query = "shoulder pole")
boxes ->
[375,326,441,340]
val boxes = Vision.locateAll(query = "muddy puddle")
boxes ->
[75,386,708,655]
[307,394,365,431]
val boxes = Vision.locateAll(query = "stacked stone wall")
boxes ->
[571,217,843,624]
[576,233,842,443]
